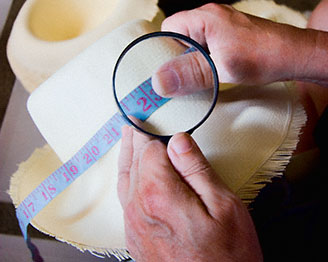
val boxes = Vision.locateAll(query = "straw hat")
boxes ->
[7,0,164,93]
[9,0,308,259]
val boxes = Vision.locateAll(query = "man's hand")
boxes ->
[152,3,328,97]
[118,126,262,261]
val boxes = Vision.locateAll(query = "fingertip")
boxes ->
[152,68,180,97]
[167,132,210,176]
[168,132,194,155]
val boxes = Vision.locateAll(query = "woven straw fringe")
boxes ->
[56,238,133,261]
[237,83,307,206]
[39,232,132,261]
[38,223,132,261]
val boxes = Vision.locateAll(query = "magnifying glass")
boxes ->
[113,31,219,144]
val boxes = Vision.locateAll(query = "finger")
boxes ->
[128,116,153,162]
[118,125,133,207]
[161,3,230,46]
[161,10,207,47]
[125,116,153,199]
[137,140,202,218]
[118,116,152,207]
[167,133,232,217]
[152,51,214,97]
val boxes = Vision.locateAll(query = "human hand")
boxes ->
[152,3,313,97]
[118,126,262,261]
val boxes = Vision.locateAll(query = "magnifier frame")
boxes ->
[112,31,219,144]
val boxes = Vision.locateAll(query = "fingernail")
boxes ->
[171,133,193,154]
[154,69,180,95]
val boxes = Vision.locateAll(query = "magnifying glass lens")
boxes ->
[113,32,218,141]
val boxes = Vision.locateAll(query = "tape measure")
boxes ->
[15,37,217,261]
[16,77,170,261]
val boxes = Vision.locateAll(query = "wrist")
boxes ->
[289,28,328,85]
[243,19,309,85]
[264,23,308,83]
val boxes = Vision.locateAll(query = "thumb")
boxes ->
[152,51,214,97]
[167,133,231,215]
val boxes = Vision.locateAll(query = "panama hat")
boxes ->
[9,0,308,259]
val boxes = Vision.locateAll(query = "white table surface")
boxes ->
[0,81,46,203]
[0,0,12,35]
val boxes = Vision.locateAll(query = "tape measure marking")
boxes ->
[16,77,170,245]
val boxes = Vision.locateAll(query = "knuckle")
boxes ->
[140,140,165,163]
[201,3,232,16]
[222,194,243,212]
[189,53,207,88]
[201,2,220,11]
[224,55,247,81]
[202,61,214,89]
[213,193,244,220]
[183,159,213,179]
[138,180,167,218]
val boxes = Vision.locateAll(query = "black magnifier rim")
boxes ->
[112,31,219,144]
